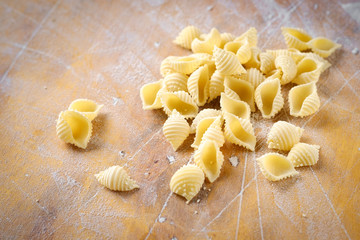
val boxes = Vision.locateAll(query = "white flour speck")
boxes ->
[197,199,201,203]
[313,4,318,10]
[44,86,47,90]
[352,48,359,55]
[154,42,160,48]
[194,211,198,214]
[119,151,126,157]
[144,172,149,176]
[171,237,178,240]
[326,10,330,15]
[167,155,175,164]
[159,217,166,223]
[207,5,214,11]
[25,174,29,177]
[229,156,239,167]
[112,97,124,106]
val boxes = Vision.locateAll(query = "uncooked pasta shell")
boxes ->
[267,121,304,151]
[201,116,225,148]
[288,143,320,167]
[191,28,222,54]
[220,92,251,119]
[281,27,312,51]
[173,25,202,50]
[213,46,246,75]
[191,117,217,149]
[266,48,304,64]
[169,164,205,202]
[160,91,198,119]
[187,64,210,106]
[257,153,299,181]
[289,82,320,117]
[275,55,297,84]
[56,110,92,149]
[209,70,226,101]
[308,37,341,58]
[292,57,323,85]
[220,32,235,48]
[243,47,261,69]
[224,76,255,111]
[164,72,188,92]
[68,99,103,121]
[259,52,275,75]
[95,166,139,191]
[190,108,221,134]
[140,79,164,110]
[255,78,284,119]
[244,68,266,89]
[234,27,258,47]
[163,110,190,151]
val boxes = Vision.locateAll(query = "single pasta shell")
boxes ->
[220,32,236,48]
[224,40,251,64]
[167,56,204,75]
[160,56,177,77]
[95,166,139,191]
[255,78,284,119]
[173,25,202,50]
[191,117,217,149]
[191,28,222,54]
[160,91,198,119]
[234,27,258,47]
[164,72,188,92]
[194,140,224,183]
[281,27,312,51]
[257,153,299,181]
[259,52,275,75]
[224,76,255,112]
[169,164,205,203]
[201,116,225,148]
[190,108,221,134]
[308,37,341,58]
[289,82,320,117]
[220,92,251,119]
[140,79,164,110]
[223,112,256,151]
[275,55,297,84]
[213,46,246,75]
[302,52,331,73]
[163,110,190,151]
[267,121,304,151]
[292,57,323,85]
[187,64,210,106]
[56,110,92,149]
[68,99,103,121]
[288,143,320,167]
[209,70,226,101]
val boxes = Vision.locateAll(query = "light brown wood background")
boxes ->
[0,0,359,239]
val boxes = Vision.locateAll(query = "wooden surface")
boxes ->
[1,0,360,239]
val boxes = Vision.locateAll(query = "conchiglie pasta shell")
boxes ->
[194,140,224,183]
[163,110,190,151]
[160,91,198,119]
[308,37,342,58]
[187,65,209,106]
[302,52,331,73]
[234,27,258,47]
[244,68,266,89]
[56,110,92,149]
[169,164,205,202]
[140,79,164,110]
[266,48,304,64]
[209,70,226,101]
[275,55,297,84]
[190,108,221,134]
[224,76,255,112]
[164,73,188,92]
[220,32,235,48]
[224,40,251,64]
[201,116,225,148]
[160,56,177,77]
[191,28,222,54]
[292,57,323,85]
[288,143,320,167]
[224,112,256,151]
[191,117,217,149]
[267,121,304,151]
[95,166,139,191]
[281,27,312,51]
[289,82,320,117]
[68,99,103,121]
[213,46,246,75]
[220,92,251,119]
[255,78,284,119]
[173,25,202,50]
[167,56,204,75]
[259,52,275,75]
[257,153,299,181]
[243,47,261,69]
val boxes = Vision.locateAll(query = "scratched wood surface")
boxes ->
[0,0,360,239]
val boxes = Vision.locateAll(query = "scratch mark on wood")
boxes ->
[0,1,38,24]
[235,152,248,240]
[254,152,264,240]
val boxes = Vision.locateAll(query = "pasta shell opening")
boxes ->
[68,99,103,121]
[220,92,250,119]
[281,27,312,51]
[297,58,317,75]
[285,28,312,42]
[257,153,298,181]
[190,109,221,133]
[140,80,163,109]
[308,37,341,58]
[255,78,283,118]
[289,82,320,117]
[160,91,198,118]
[187,65,209,106]
[224,76,255,111]
[192,117,216,149]
[244,47,261,69]
[191,28,222,54]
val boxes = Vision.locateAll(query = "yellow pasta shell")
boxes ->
[169,164,205,202]
[224,40,251,64]
[224,76,255,111]
[56,110,92,149]
[223,112,256,151]
[220,92,251,119]
[160,91,198,119]
[201,116,225,148]
[220,32,236,48]
[163,110,190,151]
[194,140,224,183]
[234,27,258,47]
[140,79,164,110]
[187,64,210,106]
[213,46,246,75]
[292,57,323,85]
[244,68,266,89]
[173,25,202,50]
[191,117,217,149]
[160,56,177,77]
[289,82,320,117]
[68,99,103,121]
[167,56,204,75]
[275,55,297,85]
[259,52,275,75]
[190,108,221,134]
[95,166,139,191]
[255,78,284,119]
[281,27,312,51]
[209,70,226,101]
[191,28,222,54]
[266,48,304,64]
[164,73,188,92]
[243,47,261,69]
[308,37,342,58]
[267,121,304,151]
[302,52,331,73]
[288,143,320,167]
[257,153,299,181]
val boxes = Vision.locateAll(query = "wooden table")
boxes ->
[1,0,359,239]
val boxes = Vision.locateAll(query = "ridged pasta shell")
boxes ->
[220,32,236,48]
[190,108,221,133]
[223,112,256,151]
[234,27,258,47]
[257,153,299,181]
[266,48,304,64]
[194,140,224,183]
[213,46,246,75]
[163,110,190,151]
[224,86,241,101]
[224,40,251,64]
[160,91,198,119]
[281,27,312,51]
[302,52,331,73]
[288,143,320,167]
[68,99,103,121]
[224,76,255,111]
[209,70,226,101]
[187,64,209,106]
[191,28,222,54]
[220,92,251,119]
[267,121,304,151]
[56,110,92,149]
[140,79,164,110]
[255,78,284,119]
[243,47,261,69]
[164,73,188,92]
[167,56,204,75]
[275,55,297,84]
[169,164,205,202]
[259,52,275,75]
[191,117,217,149]
[308,37,342,58]
[292,57,323,85]
[243,68,266,89]
[289,82,320,117]
[95,166,139,191]
[173,25,201,50]
[201,116,225,148]
[160,56,177,77]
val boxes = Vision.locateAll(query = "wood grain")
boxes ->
[0,0,359,239]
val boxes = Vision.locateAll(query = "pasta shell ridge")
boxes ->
[163,110,190,151]
[234,27,258,47]
[245,68,266,89]
[213,46,246,75]
[201,116,225,148]
[95,166,139,191]
[289,82,320,117]
[220,32,236,48]
[68,99,103,121]
[160,91,198,118]
[164,72,188,92]
[209,70,226,101]
[267,121,304,151]
[288,143,320,167]
[173,25,201,50]
[259,52,275,75]
[275,55,297,84]
[191,28,222,54]
[190,108,221,133]
[191,117,217,149]
[281,27,312,51]
[292,57,323,85]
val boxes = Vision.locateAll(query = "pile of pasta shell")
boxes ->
[140,26,341,203]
